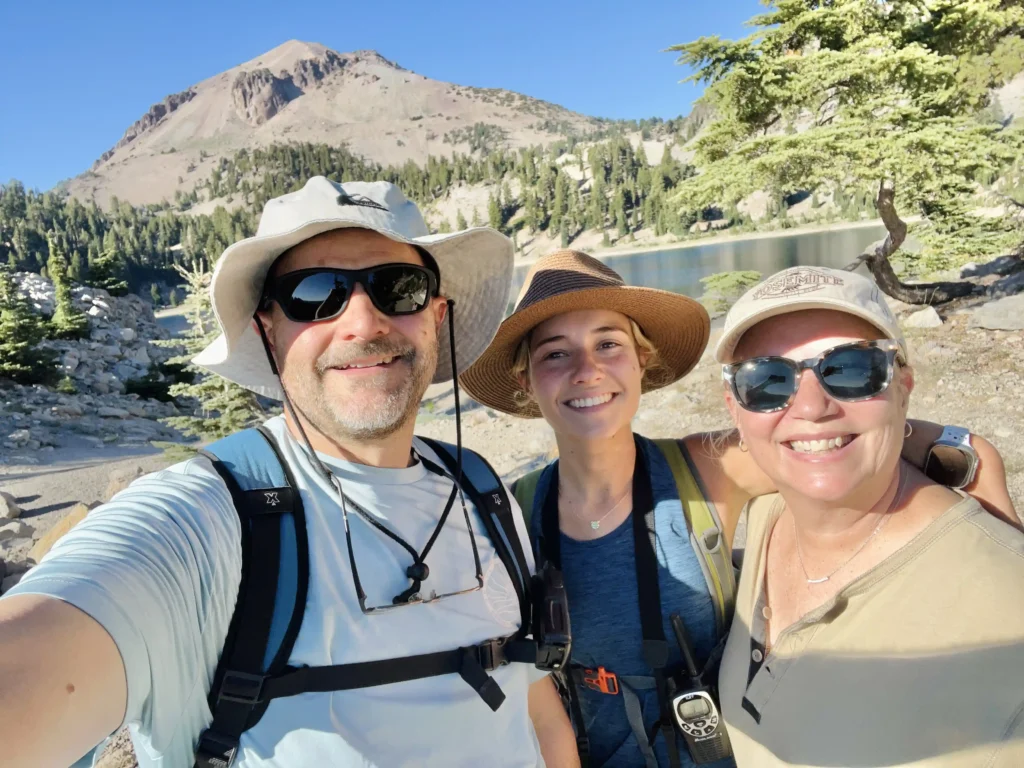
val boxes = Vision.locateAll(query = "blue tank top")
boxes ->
[528,435,734,768]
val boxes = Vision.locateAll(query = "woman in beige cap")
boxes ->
[714,266,1023,767]
[460,252,1015,768]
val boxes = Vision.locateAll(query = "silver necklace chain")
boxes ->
[793,464,909,585]
[563,484,633,530]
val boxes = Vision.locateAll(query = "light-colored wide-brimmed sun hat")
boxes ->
[192,176,514,400]
[460,249,710,418]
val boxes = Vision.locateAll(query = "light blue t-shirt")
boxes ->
[10,416,544,768]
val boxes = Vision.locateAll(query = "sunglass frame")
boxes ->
[722,339,904,413]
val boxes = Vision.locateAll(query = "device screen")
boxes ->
[678,697,711,719]
[925,445,965,487]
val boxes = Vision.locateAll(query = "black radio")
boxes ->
[668,613,732,764]
[532,563,572,671]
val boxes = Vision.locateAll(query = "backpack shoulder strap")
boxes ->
[652,438,736,635]
[194,426,309,768]
[511,468,544,531]
[417,437,531,635]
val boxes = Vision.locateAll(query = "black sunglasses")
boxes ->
[723,339,904,413]
[260,264,439,323]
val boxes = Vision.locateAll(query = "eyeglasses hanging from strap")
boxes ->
[333,450,485,615]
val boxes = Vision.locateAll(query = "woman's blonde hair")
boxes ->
[509,317,673,411]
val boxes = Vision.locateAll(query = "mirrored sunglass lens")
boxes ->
[368,267,430,313]
[285,272,351,322]
[819,346,889,399]
[734,360,796,411]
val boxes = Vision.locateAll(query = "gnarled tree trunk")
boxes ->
[848,180,981,304]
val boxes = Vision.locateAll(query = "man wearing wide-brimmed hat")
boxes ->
[0,178,577,767]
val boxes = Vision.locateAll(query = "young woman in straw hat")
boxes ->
[459,249,1016,768]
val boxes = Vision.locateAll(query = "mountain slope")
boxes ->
[66,40,615,207]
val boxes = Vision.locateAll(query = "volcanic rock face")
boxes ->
[92,89,196,167]
[231,68,299,126]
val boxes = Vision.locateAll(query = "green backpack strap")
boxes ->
[511,468,544,531]
[653,438,736,635]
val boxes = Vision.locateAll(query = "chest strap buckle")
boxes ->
[583,666,620,695]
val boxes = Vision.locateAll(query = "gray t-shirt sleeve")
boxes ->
[5,456,242,748]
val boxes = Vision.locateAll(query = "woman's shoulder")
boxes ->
[740,493,786,547]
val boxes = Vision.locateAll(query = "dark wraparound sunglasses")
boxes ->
[723,339,904,413]
[260,264,439,323]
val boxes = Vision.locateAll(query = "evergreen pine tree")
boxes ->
[471,207,481,227]
[47,235,89,341]
[89,248,130,296]
[614,188,629,236]
[158,258,270,440]
[456,210,468,230]
[487,193,502,231]
[0,264,54,384]
[551,172,568,233]
[69,251,86,283]
[169,288,180,306]
[150,283,161,305]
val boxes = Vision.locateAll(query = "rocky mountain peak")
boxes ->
[92,88,196,168]
[231,68,299,126]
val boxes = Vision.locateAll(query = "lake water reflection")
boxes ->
[510,223,888,303]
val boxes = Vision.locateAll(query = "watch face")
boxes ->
[925,445,973,488]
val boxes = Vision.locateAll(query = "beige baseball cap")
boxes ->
[714,266,907,364]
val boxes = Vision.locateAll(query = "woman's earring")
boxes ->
[904,422,913,439]
[739,437,748,452]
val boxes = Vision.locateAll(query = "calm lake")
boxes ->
[510,223,887,302]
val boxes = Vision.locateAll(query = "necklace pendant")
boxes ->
[806,575,829,584]
[591,521,601,530]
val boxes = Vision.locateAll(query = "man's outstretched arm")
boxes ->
[0,594,127,767]
[0,460,241,767]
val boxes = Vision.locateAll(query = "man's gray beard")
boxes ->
[286,336,438,444]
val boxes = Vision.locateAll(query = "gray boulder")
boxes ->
[0,492,21,520]
[970,294,1024,331]
[903,307,943,329]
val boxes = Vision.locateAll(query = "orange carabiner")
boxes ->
[582,666,620,695]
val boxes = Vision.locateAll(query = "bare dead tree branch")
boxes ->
[848,180,980,305]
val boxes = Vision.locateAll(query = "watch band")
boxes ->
[937,425,972,449]
[929,425,978,489]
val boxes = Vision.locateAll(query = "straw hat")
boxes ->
[191,176,514,401]
[460,249,710,418]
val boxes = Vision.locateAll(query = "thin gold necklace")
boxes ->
[793,464,909,585]
[563,484,633,530]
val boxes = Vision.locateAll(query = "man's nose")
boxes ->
[333,283,389,340]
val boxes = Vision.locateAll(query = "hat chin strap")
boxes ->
[252,301,465,499]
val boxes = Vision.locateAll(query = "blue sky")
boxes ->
[0,0,764,192]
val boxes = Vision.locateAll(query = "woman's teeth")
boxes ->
[567,393,614,409]
[788,435,853,454]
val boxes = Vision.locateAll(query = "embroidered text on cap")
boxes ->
[752,268,844,300]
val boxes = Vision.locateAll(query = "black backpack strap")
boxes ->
[416,437,531,638]
[630,438,683,768]
[194,426,309,768]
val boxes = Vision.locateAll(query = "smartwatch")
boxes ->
[924,426,979,490]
